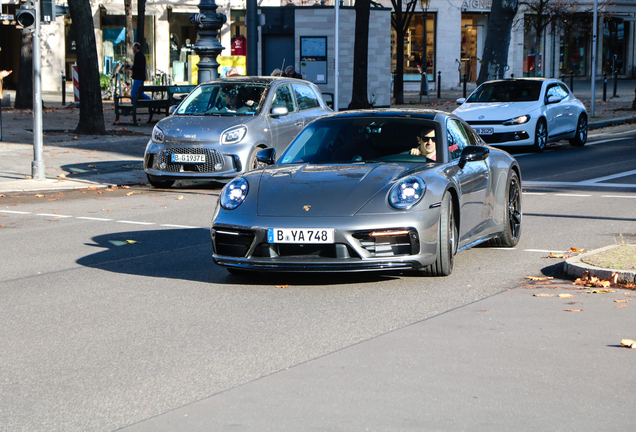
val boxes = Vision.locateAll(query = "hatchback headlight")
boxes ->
[151,125,165,143]
[220,177,249,210]
[389,176,426,210]
[502,115,530,125]
[221,125,247,145]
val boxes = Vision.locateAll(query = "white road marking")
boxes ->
[523,249,566,253]
[601,195,636,199]
[76,217,114,221]
[586,137,631,146]
[36,213,73,218]
[0,210,31,214]
[160,224,199,229]
[524,181,636,189]
[116,220,156,225]
[586,169,636,183]
[554,194,591,197]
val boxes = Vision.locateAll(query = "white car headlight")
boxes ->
[151,125,165,143]
[220,177,249,210]
[221,125,248,145]
[503,115,530,125]
[389,176,426,210]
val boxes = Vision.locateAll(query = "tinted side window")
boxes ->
[293,84,321,110]
[446,119,469,160]
[271,84,296,112]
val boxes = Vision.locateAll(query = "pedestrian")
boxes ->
[271,68,282,77]
[128,42,151,100]
[284,65,303,79]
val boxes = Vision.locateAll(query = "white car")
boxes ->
[452,78,587,152]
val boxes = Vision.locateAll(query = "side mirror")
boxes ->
[270,106,289,117]
[256,147,276,165]
[547,95,561,104]
[169,105,177,115]
[456,98,466,105]
[458,145,489,169]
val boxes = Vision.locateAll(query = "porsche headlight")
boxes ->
[503,115,530,125]
[389,176,426,210]
[220,177,249,210]
[151,125,165,143]
[221,125,247,145]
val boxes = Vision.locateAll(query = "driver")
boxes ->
[220,87,250,113]
[411,128,437,161]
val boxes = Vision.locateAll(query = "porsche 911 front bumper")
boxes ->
[211,211,441,272]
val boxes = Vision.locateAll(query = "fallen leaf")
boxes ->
[559,294,574,299]
[620,339,636,348]
[614,299,630,303]
[534,293,555,297]
[569,247,584,253]
[57,173,66,179]
[276,284,290,289]
[102,209,112,212]
[177,196,184,200]
[615,305,629,309]
[125,240,138,244]
[563,308,583,312]
[585,289,614,294]
[526,276,554,281]
[121,185,131,189]
[126,191,135,196]
[35,194,45,198]
[548,252,564,258]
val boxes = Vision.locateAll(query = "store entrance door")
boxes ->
[263,35,295,77]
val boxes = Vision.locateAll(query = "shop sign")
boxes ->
[462,0,491,10]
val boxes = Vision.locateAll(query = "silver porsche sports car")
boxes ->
[211,109,522,276]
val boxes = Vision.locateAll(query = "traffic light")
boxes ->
[40,0,68,24]
[15,0,36,29]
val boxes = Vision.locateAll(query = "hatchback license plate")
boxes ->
[172,154,206,163]
[268,228,334,244]
[474,127,494,135]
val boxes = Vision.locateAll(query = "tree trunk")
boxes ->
[125,0,134,81]
[393,9,406,105]
[348,0,372,109]
[137,0,147,79]
[67,0,107,135]
[476,0,518,85]
[15,31,33,110]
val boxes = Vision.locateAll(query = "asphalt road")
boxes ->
[1,129,635,431]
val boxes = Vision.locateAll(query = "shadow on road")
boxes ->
[77,228,399,286]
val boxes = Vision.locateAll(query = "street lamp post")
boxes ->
[419,0,431,103]
[190,0,227,84]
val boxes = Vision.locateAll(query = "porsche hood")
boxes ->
[255,164,422,217]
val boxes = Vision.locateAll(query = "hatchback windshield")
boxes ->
[176,83,267,116]
[279,117,441,165]
[467,80,542,103]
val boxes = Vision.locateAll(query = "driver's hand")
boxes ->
[410,147,421,155]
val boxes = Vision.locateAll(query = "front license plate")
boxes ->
[172,153,206,163]
[474,127,494,135]
[268,228,335,244]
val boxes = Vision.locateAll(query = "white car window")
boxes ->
[292,84,321,110]
[271,84,296,113]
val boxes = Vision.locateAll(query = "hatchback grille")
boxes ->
[156,148,225,173]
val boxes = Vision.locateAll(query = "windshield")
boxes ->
[467,80,542,103]
[278,117,441,165]
[175,83,267,116]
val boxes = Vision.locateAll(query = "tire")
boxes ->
[533,118,547,153]
[247,147,267,171]
[569,114,588,147]
[486,171,522,248]
[421,193,457,276]
[147,175,175,188]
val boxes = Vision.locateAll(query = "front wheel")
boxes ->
[487,171,522,248]
[569,114,588,147]
[421,193,457,277]
[533,119,547,153]
[247,147,268,171]
[147,175,175,189]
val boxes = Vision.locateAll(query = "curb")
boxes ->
[588,116,636,129]
[564,245,636,284]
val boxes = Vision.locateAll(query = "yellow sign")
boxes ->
[187,55,247,84]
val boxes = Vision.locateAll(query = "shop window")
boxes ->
[602,18,629,76]
[101,15,154,79]
[391,13,435,82]
[559,15,590,77]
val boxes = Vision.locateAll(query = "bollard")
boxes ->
[437,71,441,99]
[569,71,574,91]
[61,71,66,106]
[603,73,607,101]
[613,69,618,97]
[462,73,467,98]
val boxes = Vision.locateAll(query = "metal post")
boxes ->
[189,0,227,84]
[462,73,467,98]
[569,70,574,91]
[32,0,45,180]
[603,73,607,101]
[419,5,428,104]
[334,0,339,112]
[590,0,598,117]
[61,71,66,106]
[246,0,257,76]
[437,71,441,99]
[613,69,618,97]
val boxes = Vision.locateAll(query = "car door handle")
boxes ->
[295,121,303,127]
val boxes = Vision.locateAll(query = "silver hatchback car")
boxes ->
[144,77,332,187]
